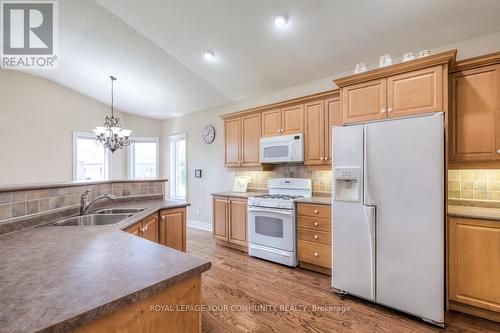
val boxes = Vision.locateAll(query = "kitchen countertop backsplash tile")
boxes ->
[236,165,332,195]
[0,181,165,223]
[448,169,500,202]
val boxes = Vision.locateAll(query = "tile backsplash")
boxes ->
[0,181,165,222]
[448,170,500,201]
[236,165,332,194]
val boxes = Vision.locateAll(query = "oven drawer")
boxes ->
[298,240,331,268]
[297,228,331,245]
[297,216,331,232]
[297,203,331,219]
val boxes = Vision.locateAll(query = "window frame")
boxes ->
[72,132,111,181]
[128,137,160,179]
[169,133,187,200]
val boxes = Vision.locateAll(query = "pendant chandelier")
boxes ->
[93,76,132,153]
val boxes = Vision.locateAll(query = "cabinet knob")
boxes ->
[314,222,319,227]
[388,107,393,112]
[320,157,324,161]
[314,252,319,257]
[314,235,319,240]
[314,209,319,214]
[380,108,386,113]
[162,216,165,220]
[497,149,500,154]
[324,157,328,161]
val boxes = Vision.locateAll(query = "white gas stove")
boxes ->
[247,178,312,267]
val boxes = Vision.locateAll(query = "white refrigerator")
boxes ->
[332,113,444,326]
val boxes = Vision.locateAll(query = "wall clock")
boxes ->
[202,125,216,144]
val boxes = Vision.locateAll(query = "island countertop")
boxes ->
[0,199,211,333]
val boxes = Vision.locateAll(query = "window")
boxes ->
[128,138,159,179]
[73,132,110,181]
[169,134,187,199]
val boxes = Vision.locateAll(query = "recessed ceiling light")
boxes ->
[273,14,288,28]
[201,49,216,62]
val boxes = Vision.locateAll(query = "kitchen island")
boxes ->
[0,200,211,333]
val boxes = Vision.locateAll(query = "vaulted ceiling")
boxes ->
[24,0,500,119]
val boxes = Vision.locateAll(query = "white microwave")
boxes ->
[260,134,304,163]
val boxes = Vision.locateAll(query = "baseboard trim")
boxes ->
[187,219,212,232]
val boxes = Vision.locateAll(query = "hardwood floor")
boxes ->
[187,227,500,333]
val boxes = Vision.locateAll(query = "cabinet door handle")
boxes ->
[314,252,319,257]
[380,108,386,113]
[314,235,319,240]
[314,222,319,227]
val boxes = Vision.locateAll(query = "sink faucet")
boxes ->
[80,190,116,215]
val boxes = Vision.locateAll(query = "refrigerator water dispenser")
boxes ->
[334,167,361,202]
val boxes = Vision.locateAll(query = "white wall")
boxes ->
[0,70,163,185]
[162,31,500,226]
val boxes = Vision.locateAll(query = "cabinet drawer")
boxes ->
[297,216,331,232]
[298,240,331,268]
[297,228,331,245]
[297,203,331,219]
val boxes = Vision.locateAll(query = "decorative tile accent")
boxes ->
[236,166,332,194]
[448,169,500,202]
[0,181,165,222]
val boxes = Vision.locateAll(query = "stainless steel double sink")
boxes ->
[48,208,145,227]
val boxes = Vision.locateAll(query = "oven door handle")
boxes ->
[248,207,294,216]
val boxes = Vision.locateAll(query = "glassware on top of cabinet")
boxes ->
[379,54,392,68]
[354,62,368,74]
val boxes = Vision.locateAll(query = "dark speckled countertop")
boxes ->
[0,200,211,333]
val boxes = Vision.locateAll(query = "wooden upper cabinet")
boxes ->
[282,104,304,135]
[325,97,342,164]
[451,64,500,162]
[224,118,241,167]
[228,198,247,246]
[159,208,186,252]
[304,100,325,165]
[241,113,261,166]
[449,217,500,313]
[261,109,282,137]
[342,79,387,124]
[212,196,228,241]
[387,65,443,118]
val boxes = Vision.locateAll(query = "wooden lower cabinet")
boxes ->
[297,203,332,275]
[123,208,187,252]
[74,275,202,333]
[212,195,248,251]
[124,220,142,236]
[142,214,158,243]
[448,216,500,322]
[159,207,187,252]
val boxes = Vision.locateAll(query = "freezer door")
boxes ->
[365,114,444,323]
[332,125,375,300]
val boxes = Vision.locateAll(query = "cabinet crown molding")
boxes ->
[221,89,339,120]
[334,49,457,88]
[450,51,500,73]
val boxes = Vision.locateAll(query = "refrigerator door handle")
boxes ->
[363,127,375,206]
[363,204,376,299]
